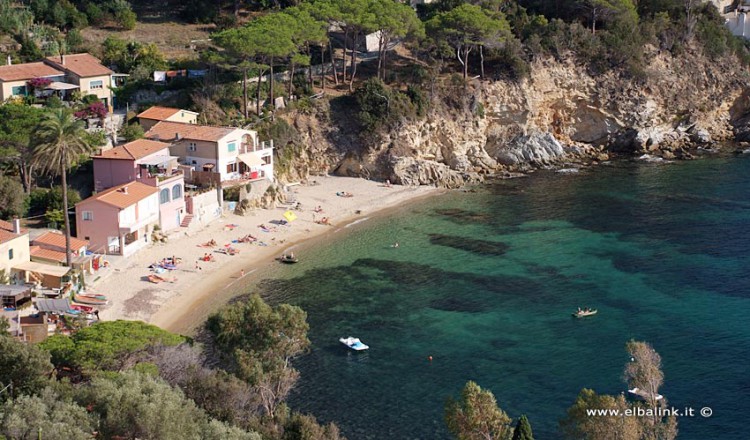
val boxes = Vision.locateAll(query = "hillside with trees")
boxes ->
[0,297,344,440]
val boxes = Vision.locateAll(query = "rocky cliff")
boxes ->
[276,47,750,187]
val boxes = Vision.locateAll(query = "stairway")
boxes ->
[180,214,194,228]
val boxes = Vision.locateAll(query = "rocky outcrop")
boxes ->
[494,133,565,166]
[388,157,481,188]
[274,47,750,187]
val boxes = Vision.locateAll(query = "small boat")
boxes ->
[572,308,597,318]
[628,388,663,401]
[277,254,298,264]
[74,293,108,306]
[71,304,95,313]
[340,336,369,351]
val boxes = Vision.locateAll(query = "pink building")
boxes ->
[75,182,159,256]
[93,139,186,231]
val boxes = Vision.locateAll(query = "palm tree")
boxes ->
[32,108,93,266]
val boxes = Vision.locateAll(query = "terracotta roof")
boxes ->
[96,139,172,160]
[32,231,89,251]
[137,106,181,121]
[79,181,158,209]
[146,121,238,143]
[30,246,67,263]
[0,230,22,245]
[0,62,63,81]
[44,53,113,78]
[0,219,26,235]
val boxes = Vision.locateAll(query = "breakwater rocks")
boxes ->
[276,49,750,187]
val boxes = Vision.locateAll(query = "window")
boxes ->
[8,249,13,260]
[159,188,170,204]
[227,142,236,152]
[262,155,271,165]
[82,211,94,221]
[85,236,90,241]
[226,162,237,174]
[191,160,197,165]
[90,80,103,89]
[172,184,182,200]
[188,142,197,152]
[11,85,27,96]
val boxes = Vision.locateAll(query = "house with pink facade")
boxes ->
[75,182,159,256]
[92,139,186,231]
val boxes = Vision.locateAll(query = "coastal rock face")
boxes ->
[275,48,749,186]
[388,157,480,188]
[493,132,565,166]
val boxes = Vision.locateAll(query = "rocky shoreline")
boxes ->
[274,51,750,188]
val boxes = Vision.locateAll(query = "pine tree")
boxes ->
[512,414,534,440]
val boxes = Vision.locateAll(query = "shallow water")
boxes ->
[254,157,750,439]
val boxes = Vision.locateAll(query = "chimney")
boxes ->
[6,56,10,66]
[121,185,129,194]
[175,132,182,141]
[60,54,65,65]
[12,218,21,235]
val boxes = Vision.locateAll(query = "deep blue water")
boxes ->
[256,156,750,439]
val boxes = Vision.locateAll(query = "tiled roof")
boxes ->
[30,246,67,263]
[44,53,113,78]
[0,219,26,234]
[32,231,89,251]
[146,121,238,143]
[0,62,63,81]
[0,230,22,245]
[79,181,157,209]
[137,106,181,121]
[96,139,171,160]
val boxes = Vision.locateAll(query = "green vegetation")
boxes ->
[0,334,54,398]
[445,380,514,440]
[207,293,310,417]
[120,122,145,141]
[41,320,184,374]
[0,302,340,440]
[0,388,95,440]
[561,341,677,440]
[0,175,24,219]
[31,108,94,266]
[512,414,534,440]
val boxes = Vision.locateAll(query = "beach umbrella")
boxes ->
[283,210,297,222]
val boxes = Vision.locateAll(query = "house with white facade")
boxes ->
[137,106,200,131]
[144,121,273,187]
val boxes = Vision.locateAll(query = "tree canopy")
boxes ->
[0,333,54,398]
[445,380,512,440]
[207,294,310,417]
[40,320,185,373]
[0,388,94,440]
[427,3,511,79]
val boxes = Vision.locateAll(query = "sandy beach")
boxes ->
[92,177,438,334]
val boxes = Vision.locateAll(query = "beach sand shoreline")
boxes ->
[93,177,441,334]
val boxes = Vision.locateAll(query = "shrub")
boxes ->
[120,123,144,142]
[0,175,24,219]
[116,8,136,30]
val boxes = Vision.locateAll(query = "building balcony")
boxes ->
[118,212,159,234]
[137,169,184,187]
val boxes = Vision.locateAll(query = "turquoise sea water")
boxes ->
[255,156,750,439]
